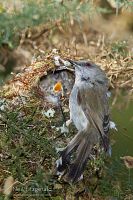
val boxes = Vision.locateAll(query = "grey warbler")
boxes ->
[56,60,110,183]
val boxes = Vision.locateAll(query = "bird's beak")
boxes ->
[68,59,77,66]
[53,81,63,95]
[68,59,79,68]
[67,59,81,69]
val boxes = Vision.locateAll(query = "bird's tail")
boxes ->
[56,126,99,183]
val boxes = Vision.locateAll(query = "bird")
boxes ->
[56,60,110,183]
[39,70,74,105]
[52,81,66,122]
[39,69,74,124]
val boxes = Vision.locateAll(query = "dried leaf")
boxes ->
[120,156,133,169]
[3,176,14,196]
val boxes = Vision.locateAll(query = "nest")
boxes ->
[95,52,133,91]
[0,49,76,99]
[0,48,132,101]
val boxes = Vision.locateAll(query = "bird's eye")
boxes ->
[81,77,90,81]
[86,62,91,67]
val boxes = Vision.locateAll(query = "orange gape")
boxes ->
[53,81,63,93]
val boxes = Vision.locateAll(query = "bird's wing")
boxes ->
[77,82,110,150]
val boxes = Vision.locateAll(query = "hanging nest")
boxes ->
[0,48,132,199]
[0,49,76,100]
[0,47,132,103]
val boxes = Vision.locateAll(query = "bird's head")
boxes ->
[68,59,108,86]
[68,60,96,82]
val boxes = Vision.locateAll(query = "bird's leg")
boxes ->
[58,101,66,124]
[58,96,72,127]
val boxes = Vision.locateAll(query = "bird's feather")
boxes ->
[77,82,110,151]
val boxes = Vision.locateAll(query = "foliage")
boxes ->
[0,97,61,199]
[98,158,133,199]
[111,41,128,56]
[0,0,133,49]
[0,92,132,199]
[0,0,93,49]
